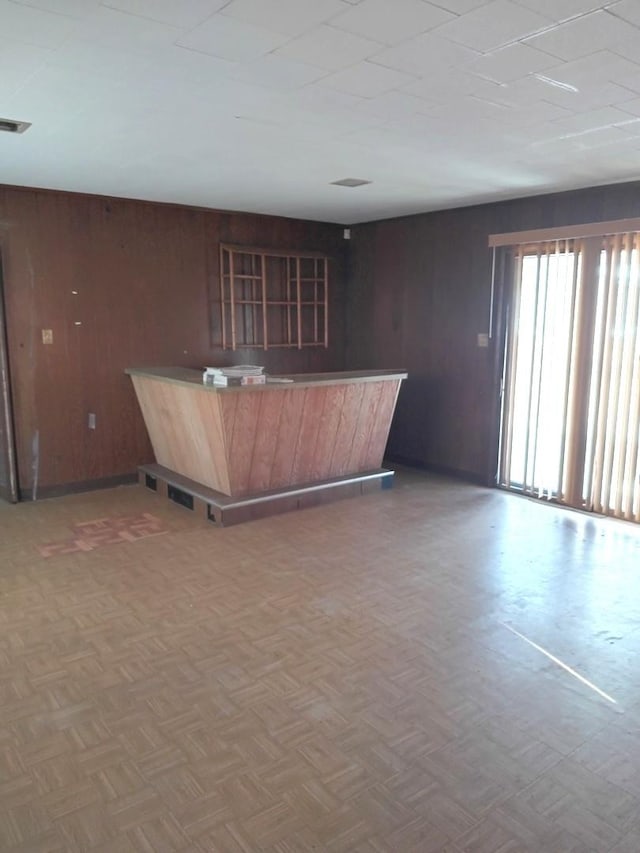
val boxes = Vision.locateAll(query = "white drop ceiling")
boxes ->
[2,0,640,223]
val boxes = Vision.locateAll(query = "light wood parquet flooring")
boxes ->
[2,470,640,852]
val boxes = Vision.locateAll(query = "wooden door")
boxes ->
[0,255,18,502]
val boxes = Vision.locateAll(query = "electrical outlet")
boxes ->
[88,413,96,430]
[477,333,489,348]
[42,329,53,344]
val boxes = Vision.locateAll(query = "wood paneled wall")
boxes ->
[346,181,640,483]
[0,186,347,495]
[6,178,640,497]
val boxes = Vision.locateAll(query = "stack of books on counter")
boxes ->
[203,365,266,386]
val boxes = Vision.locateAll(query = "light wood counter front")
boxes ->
[126,367,407,498]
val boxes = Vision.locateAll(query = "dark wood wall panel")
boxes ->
[346,180,640,482]
[0,186,346,494]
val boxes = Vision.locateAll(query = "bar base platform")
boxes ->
[138,463,394,527]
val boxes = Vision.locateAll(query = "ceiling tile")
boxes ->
[373,32,480,77]
[504,74,637,112]
[402,66,505,102]
[0,0,81,48]
[426,0,493,12]
[5,62,127,119]
[176,14,290,61]
[227,55,328,90]
[421,94,514,126]
[524,10,638,62]
[44,36,236,89]
[540,50,623,85]
[242,90,385,138]
[0,40,53,67]
[431,0,553,52]
[0,43,52,101]
[149,44,238,84]
[328,0,455,46]
[318,61,416,98]
[245,85,371,135]
[354,90,434,120]
[606,27,640,69]
[8,0,99,14]
[568,126,630,148]
[273,24,382,70]
[100,0,229,28]
[6,0,640,225]
[512,0,609,23]
[64,4,182,50]
[42,37,144,77]
[466,43,558,84]
[550,105,637,135]
[618,96,640,117]
[617,117,640,135]
[501,99,573,124]
[219,0,347,36]
[541,51,640,93]
[593,0,640,27]
[286,84,364,114]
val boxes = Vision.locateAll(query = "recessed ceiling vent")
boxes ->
[0,117,31,134]
[331,178,372,187]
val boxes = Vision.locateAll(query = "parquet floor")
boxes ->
[2,470,640,852]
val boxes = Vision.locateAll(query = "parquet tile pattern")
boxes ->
[38,514,167,558]
[2,471,640,852]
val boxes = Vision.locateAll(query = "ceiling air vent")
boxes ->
[0,117,31,134]
[331,178,372,187]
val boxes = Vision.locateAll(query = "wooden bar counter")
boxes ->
[126,366,407,523]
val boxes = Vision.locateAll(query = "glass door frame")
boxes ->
[490,228,640,523]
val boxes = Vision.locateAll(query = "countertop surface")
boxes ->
[125,366,408,391]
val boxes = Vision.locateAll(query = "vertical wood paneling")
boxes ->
[131,378,176,470]
[244,389,284,493]
[225,387,263,495]
[131,373,402,496]
[289,387,325,485]
[0,185,346,493]
[349,380,385,472]
[347,181,640,481]
[220,388,240,450]
[362,381,401,468]
[362,380,401,470]
[268,387,308,490]
[329,382,366,476]
[8,176,640,493]
[309,384,347,480]
[131,377,230,495]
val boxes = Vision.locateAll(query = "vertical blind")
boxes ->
[497,228,640,524]
[585,233,640,521]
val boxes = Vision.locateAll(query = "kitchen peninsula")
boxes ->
[126,366,407,525]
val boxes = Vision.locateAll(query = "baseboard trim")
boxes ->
[384,455,489,487]
[20,473,139,501]
[138,463,394,526]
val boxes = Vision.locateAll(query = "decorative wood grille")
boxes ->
[220,244,329,350]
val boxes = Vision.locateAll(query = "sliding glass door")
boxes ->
[584,235,640,519]
[499,231,640,523]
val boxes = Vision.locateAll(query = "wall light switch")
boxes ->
[42,329,53,344]
[88,413,96,430]
[477,333,489,348]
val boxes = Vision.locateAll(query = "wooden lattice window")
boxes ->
[220,244,328,350]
